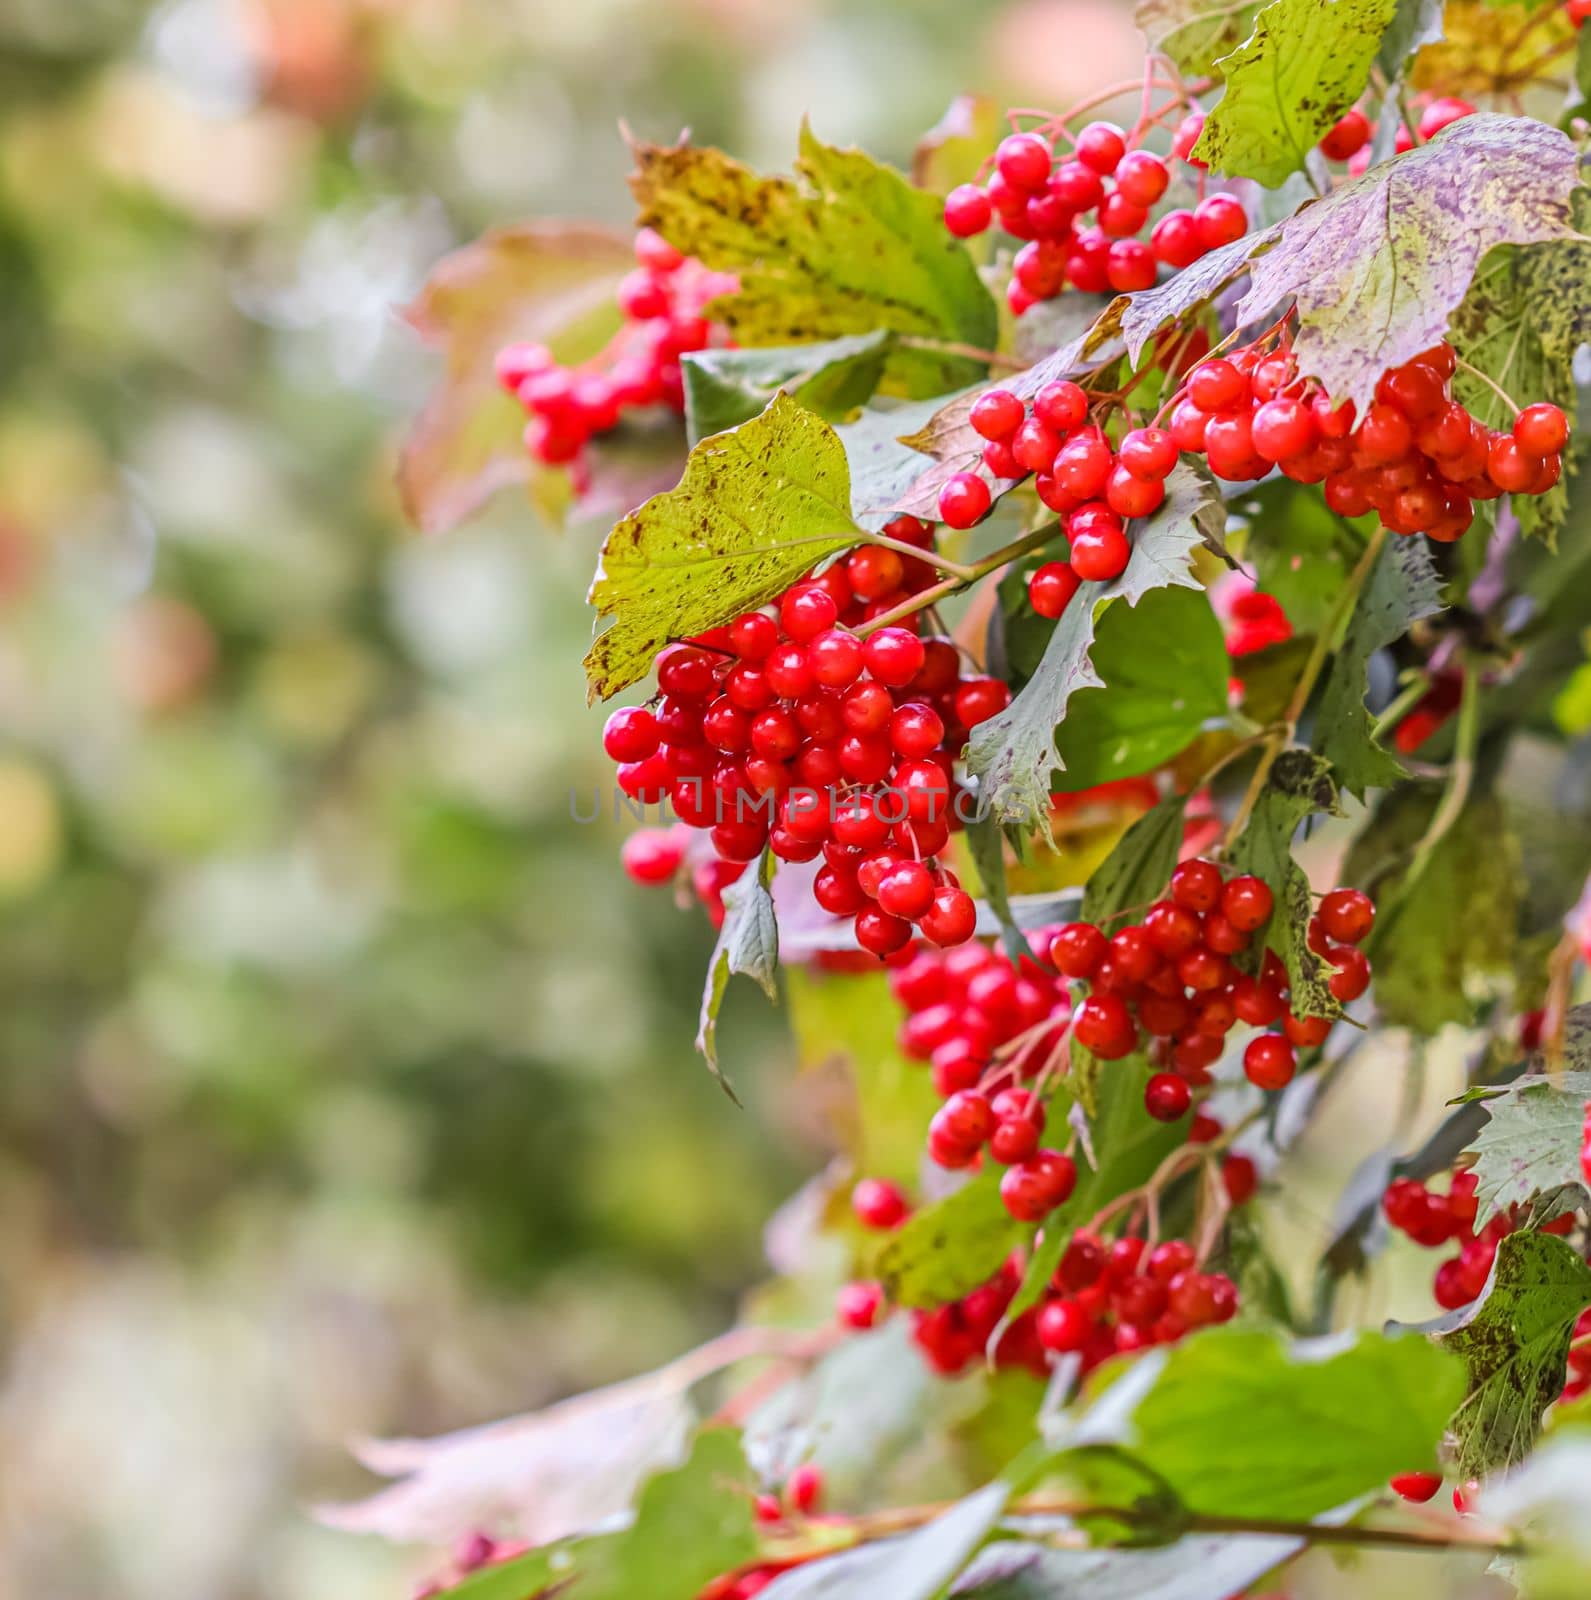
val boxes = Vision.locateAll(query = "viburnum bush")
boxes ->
[340,2,1591,1596]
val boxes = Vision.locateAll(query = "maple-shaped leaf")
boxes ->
[584,393,860,701]
[1105,114,1580,413]
[1425,1230,1591,1477]
[1192,0,1399,188]
[1134,0,1262,75]
[965,464,1224,837]
[397,223,635,534]
[631,122,998,398]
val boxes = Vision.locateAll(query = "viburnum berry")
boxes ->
[1390,1471,1443,1503]
[852,1176,909,1230]
[1418,96,1475,140]
[1145,1071,1192,1121]
[1000,1148,1077,1220]
[1029,560,1082,619]
[1319,107,1372,161]
[837,1280,885,1329]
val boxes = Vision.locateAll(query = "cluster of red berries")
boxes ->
[1382,1169,1576,1311]
[495,228,733,482]
[941,112,1245,314]
[887,937,1082,1217]
[1317,96,1475,174]
[911,1227,1240,1379]
[603,523,1018,952]
[939,375,1177,584]
[1048,864,1373,1112]
[1159,337,1569,543]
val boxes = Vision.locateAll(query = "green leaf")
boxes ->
[397,222,634,534]
[631,124,998,398]
[1052,584,1230,793]
[1464,1069,1591,1228]
[1191,0,1398,188]
[875,1169,1029,1310]
[965,811,1035,965]
[681,332,894,444]
[1315,538,1443,800]
[1343,787,1521,1032]
[1449,240,1591,544]
[1108,114,1583,413]
[1378,0,1445,78]
[1066,1328,1465,1522]
[785,966,942,1189]
[1080,791,1192,927]
[1230,478,1358,635]
[1428,1231,1591,1477]
[573,1428,759,1600]
[697,855,779,1094]
[585,393,858,701]
[1225,749,1342,1020]
[1134,0,1262,75]
[967,465,1225,838]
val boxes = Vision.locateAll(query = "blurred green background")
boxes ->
[0,3,1151,1597]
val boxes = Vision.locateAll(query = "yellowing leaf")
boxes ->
[584,393,859,702]
[398,223,634,534]
[1193,0,1399,187]
[1412,0,1575,96]
[631,123,998,398]
[1135,0,1263,75]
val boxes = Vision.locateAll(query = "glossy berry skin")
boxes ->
[852,1176,909,1230]
[970,388,1025,441]
[1050,921,1107,977]
[1029,560,1081,619]
[1170,858,1223,912]
[1074,993,1138,1059]
[1036,1298,1093,1353]
[1075,121,1127,174]
[1244,1033,1297,1091]
[944,184,993,237]
[1000,1149,1077,1221]
[621,828,686,885]
[1034,380,1088,432]
[1068,522,1130,582]
[939,472,992,529]
[1514,402,1569,456]
[1220,875,1274,931]
[1193,194,1246,249]
[603,705,660,762]
[1119,426,1179,481]
[997,132,1054,190]
[1318,887,1375,943]
[1319,107,1372,161]
[1418,97,1475,140]
[1390,1472,1443,1504]
[1145,1072,1192,1121]
[837,1280,885,1329]
[1114,150,1170,207]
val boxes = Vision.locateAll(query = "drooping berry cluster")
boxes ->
[1382,1169,1576,1311]
[1050,862,1373,1111]
[603,522,1015,951]
[942,113,1246,313]
[940,375,1176,577]
[909,1227,1241,1379]
[1161,338,1568,545]
[495,228,734,481]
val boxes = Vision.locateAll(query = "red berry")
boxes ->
[1074,993,1138,1059]
[787,1464,824,1515]
[621,828,686,885]
[1187,360,1247,413]
[1119,426,1179,481]
[1418,97,1474,140]
[1170,858,1223,912]
[1106,238,1157,292]
[1036,1298,1093,1353]
[971,388,1025,441]
[863,627,926,688]
[1244,1033,1297,1091]
[1222,1152,1258,1206]
[1390,1471,1443,1504]
[1068,521,1131,582]
[1000,1149,1077,1221]
[1220,874,1274,931]
[1327,944,1372,1002]
[1193,194,1246,249]
[1145,1072,1192,1121]
[1318,887,1375,943]
[1172,112,1206,165]
[603,705,660,762]
[997,132,1054,191]
[1514,402,1569,457]
[955,677,1012,727]
[1319,108,1372,161]
[1050,920,1107,977]
[1076,121,1127,174]
[939,472,992,529]
[945,184,993,238]
[837,1280,885,1329]
[852,1177,909,1230]
[1114,150,1170,207]
[1033,380,1089,432]
[781,586,838,643]
[1251,398,1317,463]
[1029,560,1082,619]
[1283,1011,1332,1049]
[856,905,912,956]
[1150,209,1203,269]
[1105,463,1165,518]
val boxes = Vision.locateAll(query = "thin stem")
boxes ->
[1370,671,1433,744]
[1399,664,1478,895]
[896,335,1027,373]
[855,526,978,581]
[1454,355,1522,419]
[855,524,1063,637]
